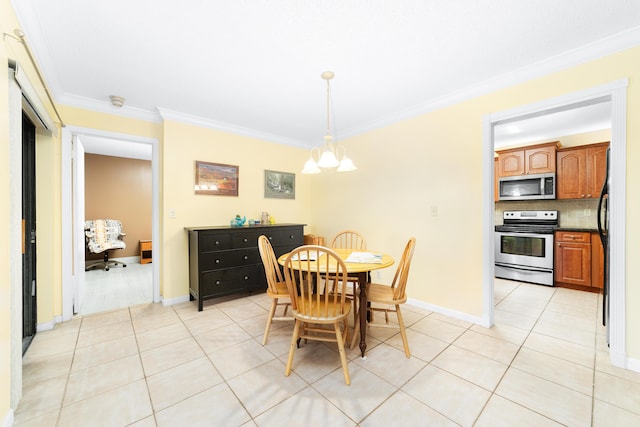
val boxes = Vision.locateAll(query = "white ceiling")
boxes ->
[11,0,640,154]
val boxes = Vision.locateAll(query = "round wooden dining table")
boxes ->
[278,248,394,357]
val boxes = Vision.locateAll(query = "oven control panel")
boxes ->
[503,210,558,221]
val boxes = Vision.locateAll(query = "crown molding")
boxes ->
[340,27,640,140]
[156,107,308,149]
[57,93,162,123]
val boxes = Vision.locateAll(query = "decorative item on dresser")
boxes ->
[185,224,305,311]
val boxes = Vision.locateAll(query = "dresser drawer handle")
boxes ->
[215,241,220,245]
[289,235,294,239]
[243,255,248,260]
[215,259,220,264]
[243,238,248,243]
[244,276,249,280]
[215,280,221,285]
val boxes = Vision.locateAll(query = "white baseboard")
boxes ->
[161,294,190,307]
[627,356,640,373]
[407,298,485,326]
[2,409,14,427]
[36,315,62,332]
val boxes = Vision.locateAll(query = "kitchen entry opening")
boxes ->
[483,79,627,369]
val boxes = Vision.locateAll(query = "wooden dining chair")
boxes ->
[330,230,367,327]
[258,235,293,345]
[352,237,416,357]
[283,245,352,385]
[331,230,367,251]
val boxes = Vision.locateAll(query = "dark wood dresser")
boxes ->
[185,224,305,311]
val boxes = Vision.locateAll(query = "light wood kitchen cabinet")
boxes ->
[496,141,559,177]
[556,142,609,199]
[555,230,604,290]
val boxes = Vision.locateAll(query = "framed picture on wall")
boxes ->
[194,161,239,196]
[264,170,295,199]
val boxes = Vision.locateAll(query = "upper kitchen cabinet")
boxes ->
[556,142,609,199]
[496,141,559,177]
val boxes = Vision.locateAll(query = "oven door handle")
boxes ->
[495,263,552,273]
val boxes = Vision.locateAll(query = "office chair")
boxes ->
[85,219,127,271]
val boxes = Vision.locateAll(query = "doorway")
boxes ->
[22,112,37,354]
[482,79,628,368]
[61,127,160,320]
[81,143,154,314]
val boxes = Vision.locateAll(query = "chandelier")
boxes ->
[301,71,357,174]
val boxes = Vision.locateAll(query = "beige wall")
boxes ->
[160,119,311,300]
[84,154,152,259]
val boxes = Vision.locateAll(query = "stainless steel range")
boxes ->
[495,210,558,286]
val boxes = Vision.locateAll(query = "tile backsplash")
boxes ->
[495,199,600,228]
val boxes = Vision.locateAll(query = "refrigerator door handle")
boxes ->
[597,148,609,251]
[597,147,610,329]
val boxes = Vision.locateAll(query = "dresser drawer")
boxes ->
[199,266,262,296]
[198,232,232,251]
[199,248,258,271]
[232,231,261,249]
[268,227,304,247]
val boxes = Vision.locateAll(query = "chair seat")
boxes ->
[366,282,407,305]
[266,281,290,298]
[293,298,352,324]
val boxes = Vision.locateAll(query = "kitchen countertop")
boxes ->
[555,227,599,233]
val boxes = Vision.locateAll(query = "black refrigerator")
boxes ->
[597,147,610,342]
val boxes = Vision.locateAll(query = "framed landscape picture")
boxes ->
[264,170,295,199]
[194,161,239,196]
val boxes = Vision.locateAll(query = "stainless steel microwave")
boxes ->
[498,173,555,201]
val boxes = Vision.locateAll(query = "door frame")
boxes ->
[482,79,628,368]
[61,126,160,320]
[21,112,37,354]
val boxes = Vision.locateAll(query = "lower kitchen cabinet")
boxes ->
[554,231,603,290]
[186,223,304,311]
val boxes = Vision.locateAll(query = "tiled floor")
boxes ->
[79,262,152,315]
[15,279,640,426]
